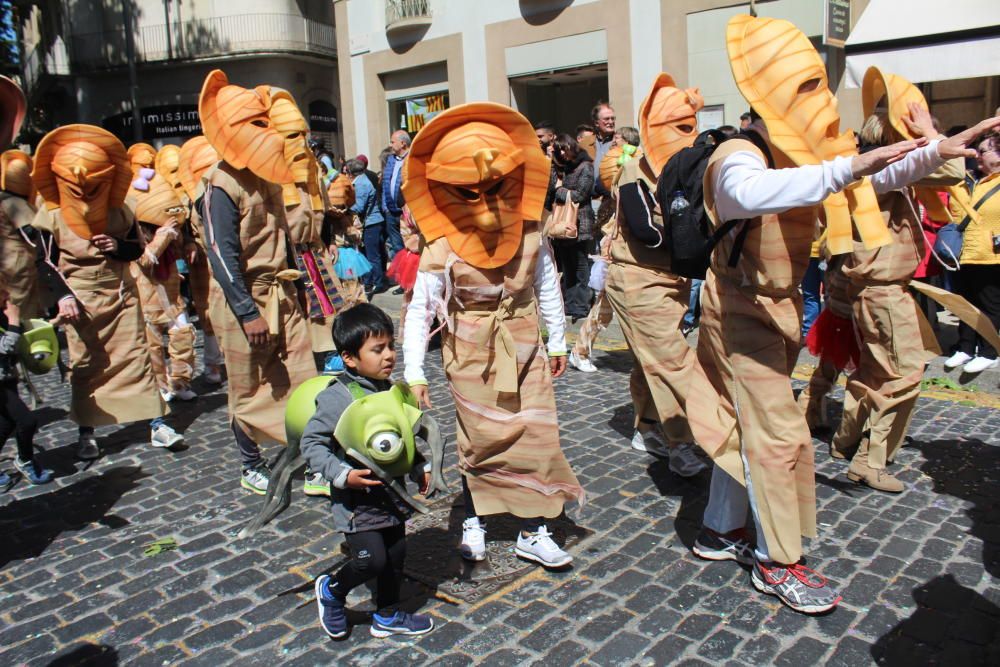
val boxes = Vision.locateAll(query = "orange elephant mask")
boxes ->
[178,136,220,202]
[31,125,132,239]
[727,14,889,254]
[639,74,703,175]
[1,150,35,199]
[402,103,550,269]
[198,69,295,185]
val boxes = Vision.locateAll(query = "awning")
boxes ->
[844,0,1000,88]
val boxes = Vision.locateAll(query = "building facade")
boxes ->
[337,0,999,158]
[16,0,342,151]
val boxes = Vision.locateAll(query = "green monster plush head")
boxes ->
[18,319,59,375]
[284,375,337,448]
[333,383,423,479]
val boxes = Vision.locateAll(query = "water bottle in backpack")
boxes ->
[669,191,690,217]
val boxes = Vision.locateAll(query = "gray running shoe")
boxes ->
[693,527,755,565]
[751,559,841,614]
[241,464,271,495]
[76,434,100,460]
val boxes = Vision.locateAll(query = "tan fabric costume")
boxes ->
[604,157,694,443]
[420,224,582,518]
[327,174,367,309]
[205,164,315,444]
[688,140,819,565]
[0,192,42,318]
[831,187,954,468]
[34,207,166,427]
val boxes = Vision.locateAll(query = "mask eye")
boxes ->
[798,78,822,94]
[286,132,301,140]
[452,186,480,201]
[368,431,403,459]
[251,119,269,128]
[676,124,694,134]
[484,179,505,196]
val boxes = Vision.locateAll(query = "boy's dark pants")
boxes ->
[333,524,406,613]
[0,380,37,462]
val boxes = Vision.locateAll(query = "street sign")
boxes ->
[824,0,851,48]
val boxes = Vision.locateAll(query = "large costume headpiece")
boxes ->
[154,144,185,200]
[268,89,323,210]
[1,150,35,199]
[178,135,219,202]
[638,74,703,174]
[598,144,643,191]
[31,124,131,239]
[327,173,355,209]
[861,66,963,223]
[127,143,156,173]
[0,76,26,146]
[401,102,551,269]
[726,14,889,254]
[129,172,187,227]
[198,70,295,185]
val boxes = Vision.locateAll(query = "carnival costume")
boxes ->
[327,173,369,307]
[401,103,583,527]
[1,150,44,319]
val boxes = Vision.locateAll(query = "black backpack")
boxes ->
[653,129,774,279]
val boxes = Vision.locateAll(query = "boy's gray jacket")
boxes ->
[300,371,427,533]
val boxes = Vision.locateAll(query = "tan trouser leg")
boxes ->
[573,291,614,358]
[144,321,169,392]
[167,325,196,391]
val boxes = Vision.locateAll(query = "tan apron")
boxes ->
[0,193,43,318]
[421,222,583,518]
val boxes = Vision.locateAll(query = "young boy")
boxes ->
[302,303,434,639]
[0,282,54,486]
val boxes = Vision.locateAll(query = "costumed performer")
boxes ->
[128,169,199,403]
[686,14,992,614]
[1,150,45,319]
[177,135,224,383]
[830,69,973,492]
[401,102,584,569]
[31,124,183,459]
[328,170,370,307]
[197,69,315,495]
[602,73,707,477]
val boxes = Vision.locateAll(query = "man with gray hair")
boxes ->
[381,130,410,267]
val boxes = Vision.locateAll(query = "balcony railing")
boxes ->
[68,13,336,70]
[385,0,432,33]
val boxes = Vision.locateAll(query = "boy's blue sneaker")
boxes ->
[370,611,434,638]
[315,575,348,639]
[0,470,12,489]
[14,458,54,485]
[323,354,345,375]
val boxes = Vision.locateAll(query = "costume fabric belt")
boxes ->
[255,269,301,335]
[455,289,536,394]
[715,272,800,300]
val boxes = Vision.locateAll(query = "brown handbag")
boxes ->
[544,196,579,239]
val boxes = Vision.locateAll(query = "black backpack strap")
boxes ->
[732,129,775,169]
[959,180,1000,231]
[706,218,750,268]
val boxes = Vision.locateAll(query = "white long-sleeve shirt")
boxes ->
[402,237,567,385]
[712,139,945,222]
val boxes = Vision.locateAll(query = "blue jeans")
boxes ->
[363,223,386,290]
[384,212,404,261]
[801,258,824,339]
[684,278,703,328]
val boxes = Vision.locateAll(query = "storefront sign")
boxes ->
[309,100,338,132]
[102,105,201,140]
[824,0,851,48]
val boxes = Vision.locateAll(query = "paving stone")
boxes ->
[2,326,996,665]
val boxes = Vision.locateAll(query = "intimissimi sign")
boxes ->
[102,105,202,140]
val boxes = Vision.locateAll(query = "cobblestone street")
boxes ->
[1,318,999,667]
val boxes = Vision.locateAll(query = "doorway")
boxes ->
[509,64,609,135]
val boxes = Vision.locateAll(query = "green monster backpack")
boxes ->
[0,318,60,375]
[282,376,449,514]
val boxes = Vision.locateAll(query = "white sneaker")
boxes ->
[944,351,973,369]
[204,366,223,385]
[630,429,671,457]
[171,387,198,401]
[515,526,572,568]
[963,356,998,374]
[460,517,487,562]
[151,424,184,448]
[160,388,175,403]
[668,442,709,478]
[568,351,597,373]
[76,434,100,460]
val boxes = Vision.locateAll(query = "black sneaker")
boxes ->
[370,611,434,638]
[693,527,755,564]
[751,559,841,614]
[315,575,347,639]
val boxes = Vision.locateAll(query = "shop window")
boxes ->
[389,93,449,134]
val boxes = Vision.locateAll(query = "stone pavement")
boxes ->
[1,302,999,666]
